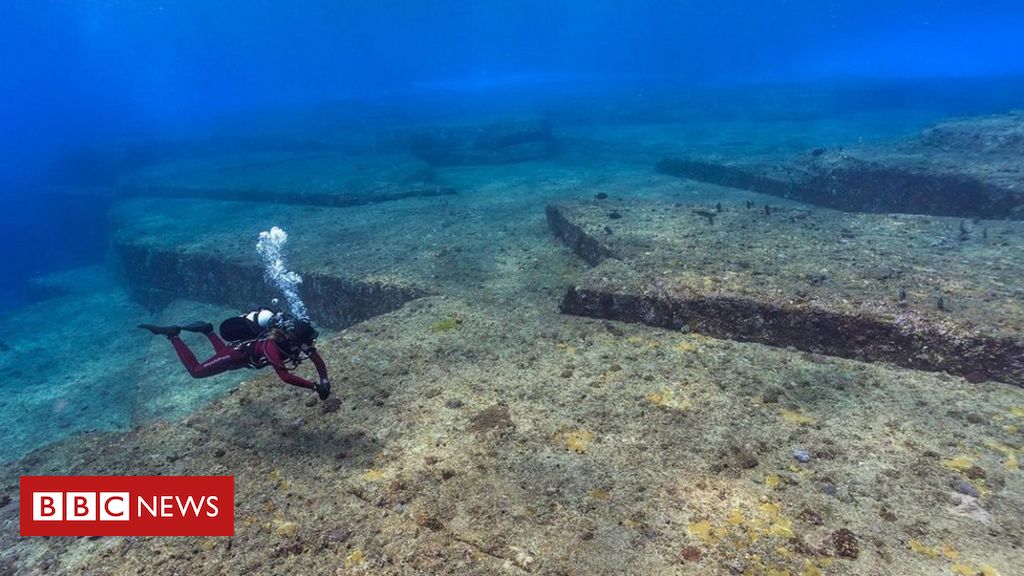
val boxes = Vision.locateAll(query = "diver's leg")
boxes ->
[204,332,230,353]
[178,321,228,353]
[181,321,214,334]
[139,324,181,338]
[170,337,245,378]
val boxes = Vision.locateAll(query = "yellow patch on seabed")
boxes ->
[1006,453,1019,471]
[273,520,297,538]
[647,389,692,411]
[780,408,815,425]
[758,502,781,519]
[800,560,822,576]
[727,508,745,526]
[345,549,366,568]
[915,541,1000,576]
[941,456,974,472]
[909,539,939,558]
[1010,406,1024,417]
[554,342,577,355]
[627,335,661,349]
[767,517,793,538]
[686,519,726,543]
[764,474,781,488]
[951,564,1002,576]
[674,341,697,353]
[564,430,594,453]
[360,469,386,482]
[588,488,610,500]
[984,440,1021,471]
[429,316,461,332]
[940,544,959,561]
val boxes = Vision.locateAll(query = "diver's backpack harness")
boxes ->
[218,309,314,370]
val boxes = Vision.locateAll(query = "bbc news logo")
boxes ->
[20,476,234,536]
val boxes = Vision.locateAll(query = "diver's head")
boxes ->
[290,318,318,347]
[269,313,318,350]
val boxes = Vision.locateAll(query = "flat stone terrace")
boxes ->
[548,199,1024,385]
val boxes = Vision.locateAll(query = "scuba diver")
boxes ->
[138,308,331,400]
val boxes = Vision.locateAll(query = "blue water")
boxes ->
[3,2,1024,310]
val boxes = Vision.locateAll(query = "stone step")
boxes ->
[115,151,455,208]
[548,199,1024,385]
[112,197,435,329]
[656,112,1024,220]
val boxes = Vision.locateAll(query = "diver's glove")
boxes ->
[315,378,332,401]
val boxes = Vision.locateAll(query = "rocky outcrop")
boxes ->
[117,151,455,208]
[657,112,1024,219]
[548,200,1024,385]
[115,242,424,330]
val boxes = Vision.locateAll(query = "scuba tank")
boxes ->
[218,307,319,369]
[219,307,276,343]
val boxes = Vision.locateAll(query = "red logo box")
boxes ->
[20,476,234,536]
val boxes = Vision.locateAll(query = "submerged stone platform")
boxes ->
[117,151,455,208]
[111,197,437,329]
[548,199,1024,385]
[409,118,557,166]
[657,112,1024,219]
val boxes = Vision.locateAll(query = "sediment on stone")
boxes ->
[115,242,424,330]
[548,200,1024,385]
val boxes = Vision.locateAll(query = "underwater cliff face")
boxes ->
[2,1,1024,575]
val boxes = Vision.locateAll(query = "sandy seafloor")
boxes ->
[1,107,1023,576]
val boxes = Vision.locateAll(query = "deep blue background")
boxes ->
[2,0,1024,309]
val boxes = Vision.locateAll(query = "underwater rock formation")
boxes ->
[111,198,428,330]
[548,200,1024,385]
[657,112,1024,219]
[116,242,423,330]
[117,151,454,208]
[409,118,557,166]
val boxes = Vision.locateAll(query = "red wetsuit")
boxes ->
[170,331,328,390]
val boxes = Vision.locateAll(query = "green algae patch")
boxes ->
[430,314,463,332]
[984,439,1021,471]
[780,408,816,426]
[941,456,975,472]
